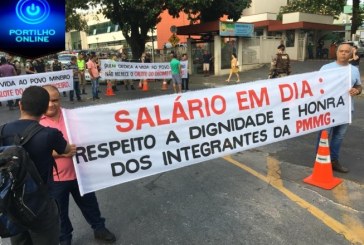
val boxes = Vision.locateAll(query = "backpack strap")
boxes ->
[18,123,44,146]
[19,123,61,182]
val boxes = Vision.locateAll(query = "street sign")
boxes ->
[168,34,180,47]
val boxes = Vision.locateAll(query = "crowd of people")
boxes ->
[0,41,362,244]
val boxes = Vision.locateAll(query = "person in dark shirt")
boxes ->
[269,45,291,78]
[52,57,63,72]
[1,86,76,245]
[33,58,46,73]
[202,50,212,76]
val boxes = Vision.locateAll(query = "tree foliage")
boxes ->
[279,0,346,19]
[66,0,89,32]
[67,0,252,58]
[167,0,251,23]
[100,0,166,59]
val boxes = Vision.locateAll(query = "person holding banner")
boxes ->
[2,86,76,245]
[65,56,82,103]
[181,53,190,91]
[121,53,135,90]
[87,54,101,101]
[170,53,182,93]
[40,85,116,245]
[319,42,362,173]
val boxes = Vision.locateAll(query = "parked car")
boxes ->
[58,54,77,69]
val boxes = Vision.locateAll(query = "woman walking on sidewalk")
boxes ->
[226,53,240,83]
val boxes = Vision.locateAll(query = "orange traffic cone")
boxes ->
[142,79,149,92]
[138,81,143,89]
[303,130,342,190]
[105,81,115,96]
[161,79,168,90]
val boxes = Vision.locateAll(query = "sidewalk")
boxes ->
[189,60,364,94]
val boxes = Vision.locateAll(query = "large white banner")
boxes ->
[100,60,188,80]
[63,67,351,195]
[0,70,74,102]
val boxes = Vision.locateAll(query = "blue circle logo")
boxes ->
[16,0,50,25]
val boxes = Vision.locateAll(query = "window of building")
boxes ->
[286,30,295,47]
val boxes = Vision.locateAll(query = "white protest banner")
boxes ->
[63,67,351,195]
[0,70,73,102]
[100,60,188,80]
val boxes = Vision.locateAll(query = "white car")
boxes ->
[58,54,77,69]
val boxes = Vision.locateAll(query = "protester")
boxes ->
[139,52,149,88]
[64,56,82,103]
[110,55,119,92]
[318,42,362,173]
[25,59,36,74]
[1,86,75,245]
[181,53,189,91]
[87,54,100,100]
[121,53,135,90]
[52,56,67,97]
[225,53,240,83]
[33,58,46,73]
[5,54,21,108]
[0,56,17,110]
[40,85,116,245]
[170,53,182,93]
[269,45,291,78]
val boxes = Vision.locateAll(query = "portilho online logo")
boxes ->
[16,0,50,25]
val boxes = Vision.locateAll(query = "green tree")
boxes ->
[279,0,346,19]
[68,0,251,59]
[66,0,89,32]
[167,0,251,23]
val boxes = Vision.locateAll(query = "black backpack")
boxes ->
[0,123,51,238]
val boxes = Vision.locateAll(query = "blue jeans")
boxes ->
[50,180,105,242]
[69,81,81,101]
[317,123,349,161]
[91,77,99,99]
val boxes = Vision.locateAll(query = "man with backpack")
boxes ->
[0,86,76,245]
[40,85,116,245]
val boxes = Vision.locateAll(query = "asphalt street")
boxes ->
[1,60,364,245]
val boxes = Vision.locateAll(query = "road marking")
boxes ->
[223,155,363,244]
[332,183,364,242]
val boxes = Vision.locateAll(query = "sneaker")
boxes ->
[332,159,349,173]
[94,228,116,243]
